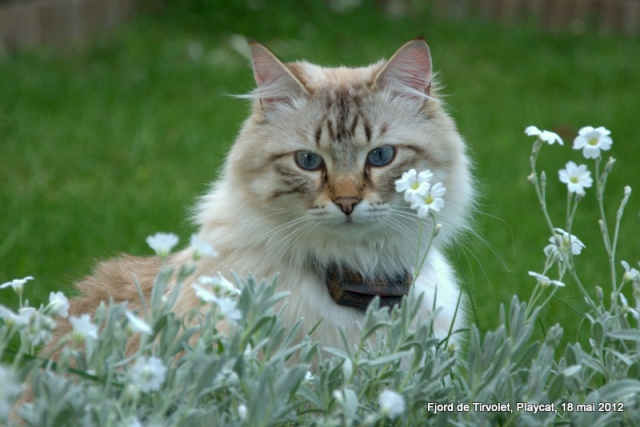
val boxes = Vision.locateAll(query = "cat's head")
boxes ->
[218,39,473,271]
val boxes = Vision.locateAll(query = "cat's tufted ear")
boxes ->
[249,41,309,110]
[373,38,432,100]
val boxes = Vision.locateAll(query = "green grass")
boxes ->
[1,1,639,343]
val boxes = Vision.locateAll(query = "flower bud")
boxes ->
[238,404,248,421]
[123,383,141,401]
[598,219,607,235]
[596,286,604,302]
[604,157,616,174]
[620,186,632,211]
[448,342,457,355]
[545,324,564,348]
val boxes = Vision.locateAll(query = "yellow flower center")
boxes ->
[570,176,578,183]
[425,195,434,204]
[588,136,599,146]
[411,182,420,190]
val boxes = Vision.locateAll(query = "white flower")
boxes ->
[15,308,54,346]
[304,371,315,384]
[0,365,22,420]
[528,271,565,288]
[573,126,612,159]
[124,310,153,335]
[558,161,593,196]
[0,276,33,294]
[544,228,585,259]
[410,182,446,218]
[190,234,218,259]
[215,368,240,388]
[215,297,242,322]
[145,232,179,259]
[525,125,563,145]
[622,261,640,283]
[1,306,52,345]
[619,293,640,320]
[192,284,218,303]
[0,305,20,326]
[237,404,248,421]
[244,343,253,358]
[378,389,406,420]
[70,313,98,341]
[198,273,240,297]
[128,356,167,393]
[395,168,433,202]
[16,307,37,327]
[192,285,242,322]
[47,291,69,317]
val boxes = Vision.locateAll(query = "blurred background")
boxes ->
[1,0,639,344]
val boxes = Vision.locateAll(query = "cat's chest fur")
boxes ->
[172,238,460,349]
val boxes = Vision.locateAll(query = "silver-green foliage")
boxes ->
[2,127,640,426]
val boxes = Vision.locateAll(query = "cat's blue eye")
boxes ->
[294,151,324,171]
[366,145,396,167]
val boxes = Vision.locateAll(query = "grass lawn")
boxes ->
[1,1,639,344]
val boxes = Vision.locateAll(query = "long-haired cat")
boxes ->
[64,38,473,351]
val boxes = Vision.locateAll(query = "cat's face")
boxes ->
[226,39,471,247]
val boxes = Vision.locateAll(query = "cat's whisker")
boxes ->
[236,214,308,249]
[264,221,319,269]
[459,225,509,275]
[214,215,312,271]
[387,207,432,226]
[378,216,418,242]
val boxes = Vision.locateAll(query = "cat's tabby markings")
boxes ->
[56,38,474,352]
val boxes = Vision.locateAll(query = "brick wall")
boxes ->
[0,0,137,51]
[431,0,640,36]
[3,0,638,53]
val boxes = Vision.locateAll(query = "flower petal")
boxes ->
[525,125,542,136]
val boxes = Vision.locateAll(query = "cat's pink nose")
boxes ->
[333,197,361,216]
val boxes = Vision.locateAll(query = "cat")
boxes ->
[62,38,474,352]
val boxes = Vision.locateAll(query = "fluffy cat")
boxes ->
[64,38,473,351]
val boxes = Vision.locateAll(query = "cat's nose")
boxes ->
[333,197,361,216]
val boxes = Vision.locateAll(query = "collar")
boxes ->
[325,265,413,311]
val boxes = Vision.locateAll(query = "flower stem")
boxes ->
[529,142,557,237]
[413,214,439,283]
[595,157,618,299]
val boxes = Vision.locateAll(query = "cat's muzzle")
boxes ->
[325,266,413,311]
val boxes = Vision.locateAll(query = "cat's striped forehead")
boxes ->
[312,86,388,154]
[286,61,388,151]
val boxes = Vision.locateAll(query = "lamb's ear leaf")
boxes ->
[374,38,432,99]
[249,41,308,110]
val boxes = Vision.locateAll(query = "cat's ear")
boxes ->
[249,41,308,110]
[373,38,432,100]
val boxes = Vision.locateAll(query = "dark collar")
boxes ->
[325,265,413,311]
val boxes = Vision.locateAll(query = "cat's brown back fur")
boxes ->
[55,255,160,338]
